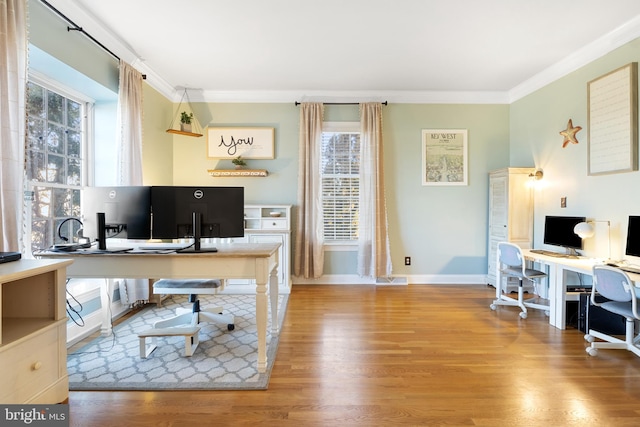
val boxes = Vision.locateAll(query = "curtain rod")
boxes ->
[294,101,388,106]
[39,0,146,79]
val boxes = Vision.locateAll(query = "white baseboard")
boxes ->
[292,274,487,285]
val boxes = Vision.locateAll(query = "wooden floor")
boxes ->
[69,284,640,426]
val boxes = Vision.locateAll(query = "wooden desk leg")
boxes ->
[270,266,279,335]
[255,277,268,373]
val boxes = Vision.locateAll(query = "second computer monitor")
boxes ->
[625,216,640,258]
[150,186,245,240]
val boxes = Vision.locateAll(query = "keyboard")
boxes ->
[606,263,640,274]
[529,249,576,258]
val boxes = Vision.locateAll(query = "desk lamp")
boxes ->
[574,220,611,260]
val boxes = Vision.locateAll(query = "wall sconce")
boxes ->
[529,169,544,180]
[574,220,611,260]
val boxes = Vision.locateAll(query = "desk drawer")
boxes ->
[262,219,287,230]
[0,325,62,403]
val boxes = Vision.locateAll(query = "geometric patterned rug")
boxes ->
[67,293,288,391]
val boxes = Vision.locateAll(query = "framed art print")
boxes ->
[421,129,468,186]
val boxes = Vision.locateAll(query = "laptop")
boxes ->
[0,251,21,264]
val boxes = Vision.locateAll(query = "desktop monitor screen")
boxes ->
[543,215,585,251]
[625,216,640,257]
[81,186,152,241]
[150,186,244,240]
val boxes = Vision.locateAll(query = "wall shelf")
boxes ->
[166,129,203,137]
[208,169,269,177]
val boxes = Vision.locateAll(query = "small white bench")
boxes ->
[138,326,201,358]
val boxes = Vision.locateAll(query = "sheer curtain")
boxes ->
[116,60,144,186]
[358,103,392,278]
[0,0,27,252]
[116,60,147,304]
[294,102,325,279]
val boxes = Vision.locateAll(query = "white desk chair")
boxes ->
[490,242,549,319]
[152,279,235,331]
[585,265,640,357]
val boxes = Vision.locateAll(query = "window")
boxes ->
[26,80,88,253]
[321,122,360,243]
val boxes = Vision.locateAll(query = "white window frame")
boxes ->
[321,121,360,251]
[25,73,93,253]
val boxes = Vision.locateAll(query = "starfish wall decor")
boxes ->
[560,119,582,148]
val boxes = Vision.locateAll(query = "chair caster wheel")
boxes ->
[586,347,598,356]
[519,312,528,319]
[227,324,235,331]
[544,310,550,316]
[584,334,595,343]
[490,304,497,310]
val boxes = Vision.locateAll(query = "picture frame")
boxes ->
[421,129,468,186]
[207,127,275,159]
[587,62,638,175]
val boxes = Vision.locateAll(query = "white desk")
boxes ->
[39,243,280,373]
[521,250,640,330]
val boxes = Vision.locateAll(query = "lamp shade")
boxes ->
[574,222,595,238]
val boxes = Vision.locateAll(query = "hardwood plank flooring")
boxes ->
[68,285,640,426]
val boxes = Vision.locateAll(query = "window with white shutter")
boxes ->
[321,122,360,243]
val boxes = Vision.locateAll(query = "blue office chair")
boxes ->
[490,241,549,319]
[585,265,640,357]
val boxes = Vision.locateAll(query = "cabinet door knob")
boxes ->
[32,361,42,371]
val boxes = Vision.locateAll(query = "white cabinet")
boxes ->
[230,205,292,293]
[487,168,534,288]
[0,259,72,403]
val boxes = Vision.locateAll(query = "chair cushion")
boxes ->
[501,267,547,280]
[601,301,636,319]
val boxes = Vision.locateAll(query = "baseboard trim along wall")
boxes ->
[292,274,487,285]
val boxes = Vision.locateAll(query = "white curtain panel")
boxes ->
[294,102,325,279]
[358,103,392,278]
[116,60,144,186]
[0,0,27,252]
[116,60,147,303]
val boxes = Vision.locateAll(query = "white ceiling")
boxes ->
[48,0,640,103]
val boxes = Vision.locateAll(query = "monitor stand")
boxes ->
[87,212,133,253]
[564,248,580,258]
[177,212,218,253]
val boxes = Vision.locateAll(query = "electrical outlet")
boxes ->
[561,197,567,208]
[405,256,411,266]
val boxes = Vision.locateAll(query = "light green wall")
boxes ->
[510,38,640,261]
[146,102,510,276]
[142,84,174,185]
[28,0,119,93]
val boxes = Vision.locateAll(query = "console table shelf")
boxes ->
[0,259,73,404]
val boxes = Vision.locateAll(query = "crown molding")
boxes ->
[509,15,640,103]
[196,89,510,104]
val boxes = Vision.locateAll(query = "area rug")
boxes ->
[67,293,288,391]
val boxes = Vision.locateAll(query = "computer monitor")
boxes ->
[81,186,152,248]
[150,186,244,252]
[543,215,585,255]
[625,216,640,257]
